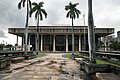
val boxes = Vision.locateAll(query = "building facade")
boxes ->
[8,26,114,52]
[112,31,120,42]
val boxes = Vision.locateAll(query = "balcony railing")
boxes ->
[8,27,114,34]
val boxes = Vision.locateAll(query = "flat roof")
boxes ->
[8,26,114,37]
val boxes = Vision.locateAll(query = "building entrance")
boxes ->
[43,35,53,51]
[55,35,66,51]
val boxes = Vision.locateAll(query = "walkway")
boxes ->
[0,54,82,80]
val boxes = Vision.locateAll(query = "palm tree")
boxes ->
[18,0,32,54]
[88,0,96,63]
[65,2,81,59]
[30,2,47,54]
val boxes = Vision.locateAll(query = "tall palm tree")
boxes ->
[18,0,32,54]
[30,2,47,54]
[88,0,96,63]
[65,2,81,58]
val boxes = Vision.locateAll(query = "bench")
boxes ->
[11,57,25,63]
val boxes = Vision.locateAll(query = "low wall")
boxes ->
[0,57,11,69]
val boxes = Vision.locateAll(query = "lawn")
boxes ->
[36,53,46,57]
[64,53,72,58]
[64,53,120,67]
[96,59,120,67]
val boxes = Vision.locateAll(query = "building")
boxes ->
[101,35,115,51]
[8,26,114,52]
[113,31,120,42]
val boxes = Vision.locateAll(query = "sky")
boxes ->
[0,0,120,45]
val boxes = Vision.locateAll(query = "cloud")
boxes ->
[0,0,120,28]
[0,0,25,28]
[93,0,120,28]
[0,30,7,38]
[0,0,120,44]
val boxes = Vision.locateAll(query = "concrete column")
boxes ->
[22,37,23,46]
[35,34,37,52]
[104,36,107,51]
[100,37,102,51]
[15,36,19,51]
[36,33,39,53]
[22,36,25,51]
[41,35,43,51]
[28,34,30,45]
[53,35,55,52]
[66,35,68,52]
[79,35,81,51]
[38,34,39,51]
[28,34,30,51]
[16,36,18,44]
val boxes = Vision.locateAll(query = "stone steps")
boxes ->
[96,73,120,80]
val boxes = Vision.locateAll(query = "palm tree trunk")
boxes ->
[72,17,74,59]
[36,15,39,54]
[88,0,96,63]
[25,0,29,54]
[83,14,86,51]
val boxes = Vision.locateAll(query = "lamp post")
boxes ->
[88,0,96,63]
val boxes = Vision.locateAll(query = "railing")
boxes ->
[8,27,114,34]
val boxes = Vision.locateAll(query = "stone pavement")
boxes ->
[0,54,83,80]
[96,73,120,80]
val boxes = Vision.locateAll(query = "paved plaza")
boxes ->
[0,54,83,80]
[1,53,120,80]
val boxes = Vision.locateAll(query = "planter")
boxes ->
[0,57,11,69]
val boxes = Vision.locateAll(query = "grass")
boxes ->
[64,53,120,67]
[36,54,46,57]
[64,53,88,59]
[96,59,120,67]
[64,53,72,59]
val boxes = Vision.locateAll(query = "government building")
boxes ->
[8,26,114,52]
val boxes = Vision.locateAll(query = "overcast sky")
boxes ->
[0,0,120,45]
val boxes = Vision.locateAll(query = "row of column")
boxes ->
[40,35,82,52]
[22,34,82,52]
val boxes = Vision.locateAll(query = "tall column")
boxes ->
[22,36,24,46]
[16,36,18,44]
[66,35,68,52]
[28,34,30,51]
[104,36,107,51]
[79,35,81,51]
[35,34,37,52]
[53,35,55,52]
[100,37,102,51]
[36,33,39,52]
[15,36,19,51]
[22,36,25,51]
[41,35,43,51]
[28,34,30,45]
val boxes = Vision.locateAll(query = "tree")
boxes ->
[88,0,96,63]
[109,41,120,51]
[30,2,47,54]
[65,2,81,58]
[18,0,32,53]
[0,44,12,50]
[0,44,4,50]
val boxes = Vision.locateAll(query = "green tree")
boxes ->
[0,44,4,50]
[110,41,120,51]
[18,0,32,53]
[5,44,13,48]
[65,2,81,58]
[30,2,47,54]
